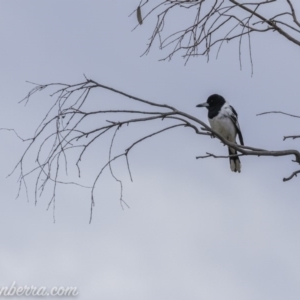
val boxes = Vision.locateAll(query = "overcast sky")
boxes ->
[1,1,300,299]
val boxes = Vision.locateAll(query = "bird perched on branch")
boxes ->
[196,94,244,172]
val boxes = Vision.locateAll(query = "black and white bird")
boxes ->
[196,94,244,173]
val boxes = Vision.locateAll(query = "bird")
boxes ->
[196,94,244,172]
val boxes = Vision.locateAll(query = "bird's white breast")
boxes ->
[208,103,237,142]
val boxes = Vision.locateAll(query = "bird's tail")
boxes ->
[228,147,241,173]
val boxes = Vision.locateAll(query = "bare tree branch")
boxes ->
[9,77,300,221]
[283,135,300,141]
[132,0,300,65]
[257,111,300,118]
[0,128,31,142]
[286,0,300,27]
[283,170,300,182]
[196,152,244,159]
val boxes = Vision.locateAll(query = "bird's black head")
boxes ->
[196,94,226,118]
[196,94,225,110]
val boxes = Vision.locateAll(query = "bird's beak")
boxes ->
[196,102,209,108]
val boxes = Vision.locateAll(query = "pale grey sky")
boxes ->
[0,1,300,299]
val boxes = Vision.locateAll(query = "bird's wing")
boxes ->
[228,105,244,145]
